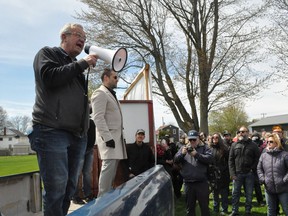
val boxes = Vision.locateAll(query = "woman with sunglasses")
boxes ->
[208,132,230,215]
[257,133,288,216]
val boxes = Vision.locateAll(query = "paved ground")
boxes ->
[67,201,84,214]
[31,201,84,215]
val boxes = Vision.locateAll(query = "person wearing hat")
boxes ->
[174,129,213,216]
[124,129,155,179]
[250,132,265,206]
[223,130,233,148]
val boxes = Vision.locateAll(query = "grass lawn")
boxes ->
[0,155,39,176]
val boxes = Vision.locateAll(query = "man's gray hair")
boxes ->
[59,23,84,42]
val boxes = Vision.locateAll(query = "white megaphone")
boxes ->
[84,45,127,72]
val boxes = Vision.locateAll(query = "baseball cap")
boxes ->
[223,130,231,136]
[136,129,145,135]
[187,130,199,139]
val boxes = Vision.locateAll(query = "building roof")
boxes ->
[249,114,288,127]
[0,128,26,137]
[157,124,178,130]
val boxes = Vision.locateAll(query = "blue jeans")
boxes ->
[231,172,255,213]
[29,124,86,216]
[265,191,288,216]
[75,147,94,197]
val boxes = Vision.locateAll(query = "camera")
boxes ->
[186,144,194,153]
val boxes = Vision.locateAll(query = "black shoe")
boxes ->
[72,197,85,205]
[84,194,95,203]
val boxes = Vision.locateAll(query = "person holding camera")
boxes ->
[91,68,127,197]
[174,130,213,216]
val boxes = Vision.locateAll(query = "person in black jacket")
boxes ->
[228,126,260,216]
[174,130,213,216]
[125,129,155,179]
[250,132,265,206]
[209,132,230,215]
[28,23,98,216]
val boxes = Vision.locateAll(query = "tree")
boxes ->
[78,0,271,134]
[8,115,32,134]
[266,0,288,79]
[0,106,8,130]
[209,102,249,136]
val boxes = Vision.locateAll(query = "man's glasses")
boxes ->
[67,32,87,41]
[189,139,197,142]
[239,130,247,133]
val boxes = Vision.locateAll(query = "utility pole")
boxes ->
[260,113,266,118]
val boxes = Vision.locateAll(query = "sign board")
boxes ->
[120,100,154,146]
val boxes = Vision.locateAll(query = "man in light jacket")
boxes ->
[91,68,127,197]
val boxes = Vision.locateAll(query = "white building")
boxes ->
[0,127,32,155]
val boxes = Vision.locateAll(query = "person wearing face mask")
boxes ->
[257,133,288,216]
[174,130,213,216]
[228,126,260,216]
[28,23,98,216]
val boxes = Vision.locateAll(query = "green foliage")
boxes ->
[0,155,39,176]
[209,102,249,136]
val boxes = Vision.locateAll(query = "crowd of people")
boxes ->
[169,126,288,216]
[28,22,288,216]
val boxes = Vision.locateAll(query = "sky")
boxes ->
[0,0,288,130]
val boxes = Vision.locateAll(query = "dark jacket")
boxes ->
[87,119,96,150]
[32,46,89,136]
[157,146,173,176]
[210,145,230,188]
[174,143,213,183]
[257,148,288,194]
[229,139,260,177]
[125,142,155,176]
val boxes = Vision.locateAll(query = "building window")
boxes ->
[173,129,176,134]
[0,137,3,141]
[8,137,12,141]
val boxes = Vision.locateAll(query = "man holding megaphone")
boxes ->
[29,23,98,216]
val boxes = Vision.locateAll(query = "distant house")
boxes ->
[249,114,288,136]
[156,124,180,143]
[0,127,32,155]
